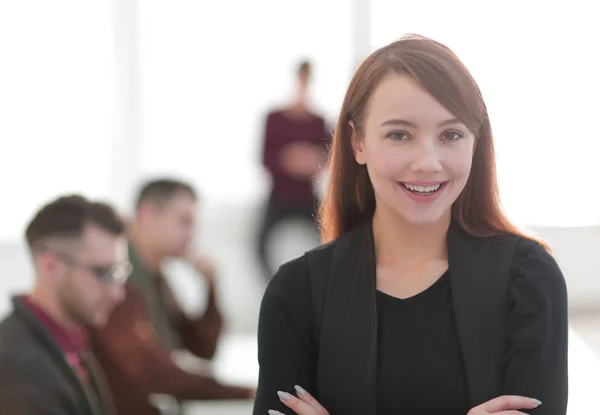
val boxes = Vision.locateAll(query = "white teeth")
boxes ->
[402,183,441,193]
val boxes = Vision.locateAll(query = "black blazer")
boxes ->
[253,221,568,415]
[0,297,115,415]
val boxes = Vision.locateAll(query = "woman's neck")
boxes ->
[372,208,450,268]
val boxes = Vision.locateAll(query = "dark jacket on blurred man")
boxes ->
[0,297,115,415]
[0,194,129,415]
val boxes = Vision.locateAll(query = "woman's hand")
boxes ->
[268,385,329,415]
[468,395,542,414]
[267,391,541,415]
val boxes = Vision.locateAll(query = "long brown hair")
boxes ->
[319,34,537,245]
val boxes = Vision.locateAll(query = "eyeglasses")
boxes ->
[50,250,132,285]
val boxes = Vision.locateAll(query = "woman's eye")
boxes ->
[443,131,463,141]
[388,132,409,141]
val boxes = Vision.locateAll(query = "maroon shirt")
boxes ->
[262,109,330,204]
[21,296,90,383]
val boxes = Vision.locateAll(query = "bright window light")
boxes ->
[371,0,600,227]
[0,1,115,242]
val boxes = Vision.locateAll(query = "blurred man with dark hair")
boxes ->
[90,178,253,415]
[258,59,330,280]
[0,195,129,415]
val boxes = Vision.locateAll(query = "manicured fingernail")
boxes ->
[531,398,542,406]
[268,411,284,415]
[277,391,292,401]
[294,385,307,396]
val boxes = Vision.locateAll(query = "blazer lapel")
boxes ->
[315,221,509,413]
[81,352,116,415]
[316,222,378,415]
[447,223,508,407]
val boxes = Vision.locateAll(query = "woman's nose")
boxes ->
[410,141,442,173]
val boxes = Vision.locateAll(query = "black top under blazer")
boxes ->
[253,221,568,415]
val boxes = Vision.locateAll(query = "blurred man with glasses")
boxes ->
[0,195,130,415]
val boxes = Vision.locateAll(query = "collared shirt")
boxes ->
[126,245,182,350]
[20,295,90,383]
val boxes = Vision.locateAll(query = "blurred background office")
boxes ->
[1,0,599,414]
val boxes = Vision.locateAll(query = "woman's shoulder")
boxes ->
[486,233,566,299]
[258,242,339,339]
[485,232,556,270]
[266,240,338,297]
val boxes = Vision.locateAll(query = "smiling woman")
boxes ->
[254,35,567,415]
[349,74,477,229]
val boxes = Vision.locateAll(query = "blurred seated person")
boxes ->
[258,59,330,280]
[89,179,254,415]
[0,195,129,415]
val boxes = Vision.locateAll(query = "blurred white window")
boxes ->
[0,1,115,242]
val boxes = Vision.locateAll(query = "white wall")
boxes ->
[0,1,115,243]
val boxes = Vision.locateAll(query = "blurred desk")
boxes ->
[184,400,253,415]
[182,330,600,414]
[183,333,258,415]
[212,333,259,387]
[568,329,600,414]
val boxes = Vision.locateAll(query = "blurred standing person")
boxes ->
[258,60,331,281]
[0,195,129,415]
[89,179,254,415]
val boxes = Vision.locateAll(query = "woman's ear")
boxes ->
[349,121,366,165]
